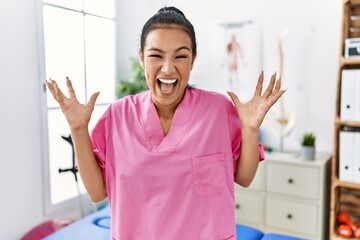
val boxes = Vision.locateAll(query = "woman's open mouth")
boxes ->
[157,78,178,94]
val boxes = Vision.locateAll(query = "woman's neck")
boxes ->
[155,105,176,136]
[155,104,176,119]
[153,89,185,120]
[152,89,187,136]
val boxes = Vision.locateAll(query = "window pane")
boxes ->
[48,105,108,204]
[85,16,116,104]
[43,6,86,108]
[42,1,116,210]
[84,0,115,18]
[43,0,83,11]
[48,109,86,204]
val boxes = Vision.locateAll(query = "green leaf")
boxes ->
[115,57,148,98]
[301,132,316,146]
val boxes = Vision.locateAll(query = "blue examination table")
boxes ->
[44,207,110,240]
[45,206,304,240]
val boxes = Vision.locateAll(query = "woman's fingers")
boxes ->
[45,78,65,103]
[253,71,264,96]
[48,78,68,107]
[66,77,77,99]
[262,73,277,98]
[227,91,241,108]
[53,82,67,107]
[45,79,57,99]
[273,77,281,95]
[46,77,99,111]
[45,77,78,107]
[266,89,287,110]
[88,91,100,109]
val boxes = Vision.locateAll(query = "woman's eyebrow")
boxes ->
[147,46,191,53]
[147,47,164,53]
[175,46,191,52]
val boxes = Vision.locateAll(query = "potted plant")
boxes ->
[115,57,148,98]
[301,132,316,160]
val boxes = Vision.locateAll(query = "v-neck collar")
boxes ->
[140,88,197,152]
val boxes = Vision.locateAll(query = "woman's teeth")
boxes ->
[158,79,177,84]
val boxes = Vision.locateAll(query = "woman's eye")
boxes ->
[149,54,162,58]
[176,55,188,59]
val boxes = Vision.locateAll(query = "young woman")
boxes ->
[46,6,285,240]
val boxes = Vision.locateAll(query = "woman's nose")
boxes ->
[161,59,175,74]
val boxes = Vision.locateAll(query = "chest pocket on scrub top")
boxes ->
[191,153,226,197]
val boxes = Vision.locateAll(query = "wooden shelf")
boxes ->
[332,178,360,189]
[330,1,360,239]
[335,118,360,128]
[340,57,360,67]
[347,0,360,7]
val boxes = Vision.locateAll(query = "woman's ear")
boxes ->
[138,48,145,69]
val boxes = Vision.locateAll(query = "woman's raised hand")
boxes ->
[227,71,286,130]
[45,77,100,131]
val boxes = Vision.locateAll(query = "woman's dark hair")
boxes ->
[140,6,197,57]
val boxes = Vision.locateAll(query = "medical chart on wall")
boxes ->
[207,18,262,103]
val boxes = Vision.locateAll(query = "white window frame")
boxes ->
[36,0,118,216]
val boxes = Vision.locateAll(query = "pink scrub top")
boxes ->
[91,87,264,240]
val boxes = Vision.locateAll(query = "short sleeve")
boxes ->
[90,105,112,177]
[228,102,241,164]
[228,102,265,173]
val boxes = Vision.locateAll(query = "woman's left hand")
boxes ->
[227,71,286,130]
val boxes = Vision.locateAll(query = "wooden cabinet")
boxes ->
[330,0,360,239]
[235,152,331,240]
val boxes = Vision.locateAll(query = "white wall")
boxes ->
[0,0,341,238]
[261,0,342,152]
[0,0,44,239]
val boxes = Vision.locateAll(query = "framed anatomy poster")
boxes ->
[206,18,263,103]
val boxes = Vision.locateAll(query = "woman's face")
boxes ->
[139,26,194,110]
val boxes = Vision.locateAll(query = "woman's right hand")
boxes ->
[45,77,100,131]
